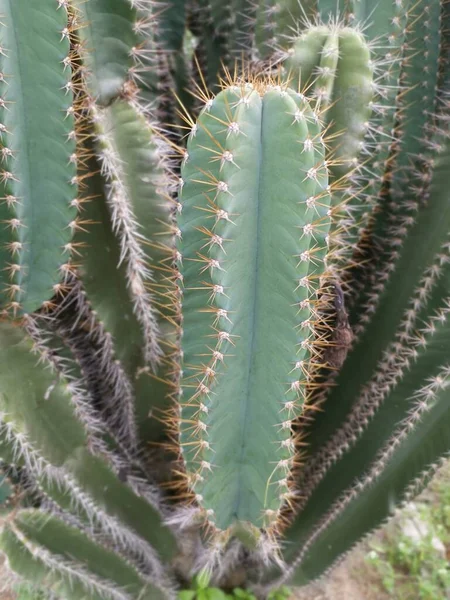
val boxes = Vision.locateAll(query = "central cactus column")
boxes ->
[178,83,332,534]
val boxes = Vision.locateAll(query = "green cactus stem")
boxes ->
[0,0,77,314]
[178,81,332,533]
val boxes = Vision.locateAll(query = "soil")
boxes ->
[290,543,389,600]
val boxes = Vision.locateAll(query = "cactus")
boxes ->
[0,1,449,599]
[178,83,331,533]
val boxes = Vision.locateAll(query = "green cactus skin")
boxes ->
[2,523,128,600]
[0,469,13,509]
[156,0,188,55]
[0,0,77,314]
[313,31,339,109]
[178,83,331,531]
[272,0,319,51]
[317,0,346,23]
[389,0,441,203]
[229,0,258,63]
[324,29,373,179]
[283,27,329,91]
[73,0,163,120]
[1,510,169,600]
[187,0,223,103]
[255,0,280,60]
[347,0,411,232]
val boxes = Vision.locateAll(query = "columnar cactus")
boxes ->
[0,0,449,599]
[179,83,331,533]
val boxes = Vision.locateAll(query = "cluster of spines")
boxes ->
[43,281,140,458]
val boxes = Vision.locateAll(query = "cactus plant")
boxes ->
[0,0,449,599]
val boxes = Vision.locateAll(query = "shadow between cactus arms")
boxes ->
[0,0,449,599]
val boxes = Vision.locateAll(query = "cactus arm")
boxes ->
[325,29,374,260]
[389,0,441,202]
[313,32,339,110]
[281,275,450,553]
[73,0,138,105]
[129,6,160,113]
[281,366,450,585]
[284,27,329,91]
[297,134,450,471]
[74,141,144,450]
[325,29,373,180]
[92,101,176,367]
[272,138,450,580]
[355,0,411,197]
[347,0,438,333]
[344,0,412,261]
[80,101,178,445]
[66,448,177,563]
[255,0,282,60]
[274,0,319,50]
[283,26,373,266]
[1,509,169,600]
[191,0,230,90]
[0,0,76,313]
[1,520,134,600]
[0,322,177,564]
[0,322,88,467]
[179,86,330,530]
[229,0,258,62]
